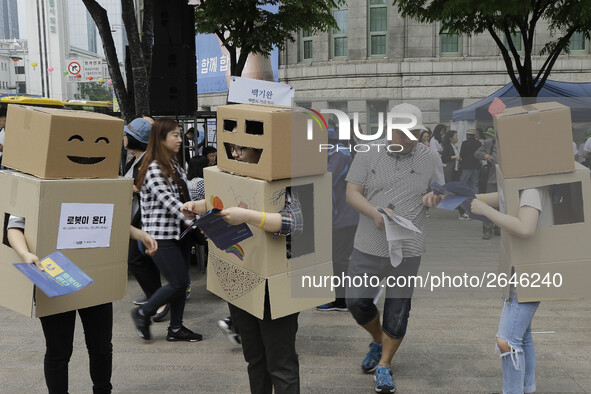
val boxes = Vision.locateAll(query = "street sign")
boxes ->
[68,62,81,75]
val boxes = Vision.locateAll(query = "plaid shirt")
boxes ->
[140,160,192,240]
[274,189,303,259]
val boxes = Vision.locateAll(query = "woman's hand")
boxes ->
[24,252,43,271]
[218,207,249,226]
[422,192,443,208]
[470,198,491,216]
[140,232,158,256]
[181,200,206,219]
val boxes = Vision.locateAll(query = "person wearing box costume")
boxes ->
[7,215,157,394]
[182,144,303,394]
[471,188,551,394]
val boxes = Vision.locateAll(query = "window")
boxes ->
[367,101,388,135]
[301,29,313,61]
[15,66,24,75]
[569,31,589,53]
[439,99,463,124]
[332,3,348,58]
[440,33,461,56]
[504,32,523,53]
[369,0,387,56]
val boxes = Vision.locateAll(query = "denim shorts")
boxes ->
[345,248,421,339]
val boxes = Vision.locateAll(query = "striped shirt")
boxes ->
[140,160,192,240]
[346,141,441,258]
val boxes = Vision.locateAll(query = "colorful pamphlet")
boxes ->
[13,251,93,298]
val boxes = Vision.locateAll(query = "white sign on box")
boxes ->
[228,76,294,106]
[56,203,115,249]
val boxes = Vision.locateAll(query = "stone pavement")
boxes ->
[1,209,590,393]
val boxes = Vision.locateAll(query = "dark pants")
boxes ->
[346,250,421,339]
[228,285,300,394]
[128,238,162,298]
[333,226,357,302]
[483,183,498,234]
[39,303,113,394]
[141,239,190,328]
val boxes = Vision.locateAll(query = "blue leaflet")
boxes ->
[181,208,253,250]
[14,251,93,298]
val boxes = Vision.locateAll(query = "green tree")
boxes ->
[82,0,154,121]
[392,0,591,97]
[76,82,113,101]
[195,0,345,76]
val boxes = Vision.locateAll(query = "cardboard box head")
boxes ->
[0,171,132,317]
[216,104,327,181]
[497,163,591,301]
[2,105,125,179]
[492,102,574,178]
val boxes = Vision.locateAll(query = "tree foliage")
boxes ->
[76,82,113,101]
[392,0,591,97]
[82,0,154,121]
[194,0,345,76]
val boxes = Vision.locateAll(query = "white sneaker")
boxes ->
[459,213,471,221]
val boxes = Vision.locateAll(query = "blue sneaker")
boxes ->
[361,342,382,373]
[374,366,395,393]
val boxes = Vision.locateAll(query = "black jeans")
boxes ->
[39,303,113,394]
[140,239,190,328]
[128,238,162,299]
[228,285,300,394]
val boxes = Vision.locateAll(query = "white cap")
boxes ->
[391,103,427,131]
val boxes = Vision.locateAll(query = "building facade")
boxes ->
[0,0,19,40]
[197,0,591,131]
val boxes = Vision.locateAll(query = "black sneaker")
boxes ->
[166,326,203,342]
[316,302,348,312]
[131,307,151,340]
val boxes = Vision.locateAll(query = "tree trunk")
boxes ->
[82,0,134,121]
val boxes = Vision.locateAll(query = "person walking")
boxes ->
[345,103,442,393]
[474,127,500,239]
[131,118,202,342]
[459,128,482,194]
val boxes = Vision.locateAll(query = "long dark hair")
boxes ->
[433,124,447,143]
[136,118,180,189]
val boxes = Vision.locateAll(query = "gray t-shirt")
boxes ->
[519,187,554,227]
[346,141,441,257]
[7,215,25,230]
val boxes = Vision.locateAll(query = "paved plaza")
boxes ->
[1,209,590,393]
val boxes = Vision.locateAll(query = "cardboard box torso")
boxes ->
[496,163,591,301]
[216,104,327,181]
[0,171,132,317]
[203,167,334,319]
[492,102,574,178]
[2,105,124,179]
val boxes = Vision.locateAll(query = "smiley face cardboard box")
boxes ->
[204,166,334,319]
[3,105,124,179]
[216,104,327,181]
[0,170,132,317]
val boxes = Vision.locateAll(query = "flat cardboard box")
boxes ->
[492,102,574,178]
[0,171,132,317]
[497,163,591,300]
[216,104,327,181]
[207,254,334,319]
[204,166,332,277]
[2,105,124,179]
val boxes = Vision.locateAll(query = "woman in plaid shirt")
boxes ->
[131,118,202,342]
[182,144,303,394]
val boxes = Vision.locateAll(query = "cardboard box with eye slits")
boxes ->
[492,102,575,178]
[496,163,591,301]
[203,166,334,319]
[2,105,124,179]
[216,104,327,181]
[0,170,132,318]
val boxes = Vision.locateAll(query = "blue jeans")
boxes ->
[346,249,421,339]
[496,289,540,394]
[460,169,480,194]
